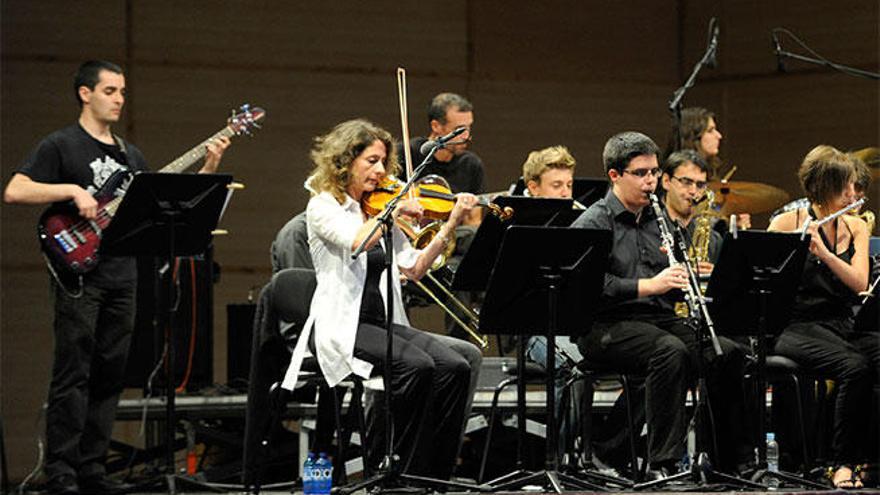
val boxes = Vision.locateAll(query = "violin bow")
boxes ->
[396,67,416,201]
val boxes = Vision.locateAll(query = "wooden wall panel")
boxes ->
[469,79,674,187]
[470,1,680,84]
[0,270,55,478]
[682,0,879,78]
[0,1,127,61]
[129,1,469,75]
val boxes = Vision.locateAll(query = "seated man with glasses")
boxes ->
[572,132,750,478]
[661,150,721,276]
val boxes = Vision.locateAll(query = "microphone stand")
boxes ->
[669,17,719,153]
[338,142,482,494]
[773,28,880,80]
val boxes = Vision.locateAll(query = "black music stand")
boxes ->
[704,230,826,490]
[492,196,573,226]
[479,226,610,493]
[102,172,233,493]
[572,178,608,210]
[453,197,572,292]
[508,177,607,208]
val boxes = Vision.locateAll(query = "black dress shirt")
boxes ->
[572,190,681,320]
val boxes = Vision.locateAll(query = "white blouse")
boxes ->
[282,192,420,389]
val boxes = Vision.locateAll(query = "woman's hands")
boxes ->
[447,193,478,227]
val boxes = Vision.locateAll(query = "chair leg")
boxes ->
[330,386,347,484]
[314,384,335,454]
[789,374,812,471]
[816,379,829,466]
[479,376,516,483]
[620,375,642,481]
[559,375,572,464]
[580,374,597,467]
[350,380,371,477]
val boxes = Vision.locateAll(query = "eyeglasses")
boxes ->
[671,176,708,190]
[622,167,662,178]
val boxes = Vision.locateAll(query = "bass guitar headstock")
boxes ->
[228,104,266,136]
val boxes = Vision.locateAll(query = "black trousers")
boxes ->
[353,322,471,480]
[46,279,135,480]
[578,315,750,470]
[774,320,873,465]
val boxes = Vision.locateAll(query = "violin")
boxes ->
[362,174,512,221]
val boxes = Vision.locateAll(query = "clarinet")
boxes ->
[648,193,723,356]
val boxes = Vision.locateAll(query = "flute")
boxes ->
[799,198,865,239]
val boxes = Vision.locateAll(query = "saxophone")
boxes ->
[687,189,716,266]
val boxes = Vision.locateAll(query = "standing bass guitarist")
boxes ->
[3,60,230,495]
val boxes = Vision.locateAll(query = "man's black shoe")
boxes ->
[45,474,79,495]
[78,475,132,495]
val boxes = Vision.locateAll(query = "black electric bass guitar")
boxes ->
[38,104,265,275]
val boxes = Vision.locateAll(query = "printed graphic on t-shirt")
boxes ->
[87,155,131,196]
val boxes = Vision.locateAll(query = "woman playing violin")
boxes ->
[286,119,478,479]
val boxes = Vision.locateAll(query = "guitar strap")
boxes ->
[112,134,128,158]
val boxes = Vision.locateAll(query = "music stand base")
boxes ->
[751,468,829,491]
[336,468,485,495]
[165,474,225,494]
[633,452,765,491]
[490,469,608,493]
[564,466,634,489]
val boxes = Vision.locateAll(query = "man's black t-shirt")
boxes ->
[397,137,486,194]
[18,124,148,287]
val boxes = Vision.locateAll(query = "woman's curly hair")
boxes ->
[308,119,399,203]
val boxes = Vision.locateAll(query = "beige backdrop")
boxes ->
[1,0,877,480]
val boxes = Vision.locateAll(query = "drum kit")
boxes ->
[708,180,791,218]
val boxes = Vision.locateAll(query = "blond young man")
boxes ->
[522,145,576,199]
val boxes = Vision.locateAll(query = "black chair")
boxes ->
[569,361,643,483]
[761,354,829,472]
[476,359,641,486]
[242,268,369,492]
[477,360,545,483]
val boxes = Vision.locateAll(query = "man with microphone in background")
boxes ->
[399,92,486,226]
[397,92,487,345]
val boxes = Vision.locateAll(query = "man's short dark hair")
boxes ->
[427,92,473,124]
[74,60,123,107]
[602,131,660,174]
[663,149,709,177]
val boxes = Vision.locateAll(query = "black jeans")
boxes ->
[774,320,873,465]
[354,322,471,480]
[578,315,750,470]
[46,279,135,480]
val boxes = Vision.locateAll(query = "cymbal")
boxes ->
[850,147,879,179]
[708,180,791,217]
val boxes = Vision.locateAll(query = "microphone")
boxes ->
[419,126,468,155]
[772,31,786,72]
[704,20,719,69]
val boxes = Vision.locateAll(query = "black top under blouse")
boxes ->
[359,242,387,326]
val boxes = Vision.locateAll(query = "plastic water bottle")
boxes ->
[766,432,780,488]
[302,452,316,495]
[315,452,333,495]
